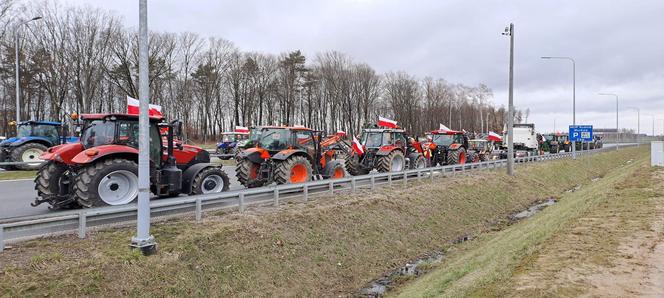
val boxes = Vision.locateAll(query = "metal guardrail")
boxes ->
[0,145,634,251]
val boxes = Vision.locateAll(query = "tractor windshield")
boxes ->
[259,128,289,151]
[363,132,389,148]
[222,134,234,142]
[469,140,486,150]
[431,134,454,146]
[81,120,116,148]
[17,124,32,138]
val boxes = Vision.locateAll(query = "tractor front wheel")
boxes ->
[274,155,312,184]
[345,154,369,176]
[191,167,230,194]
[447,147,467,165]
[34,161,79,209]
[408,153,426,169]
[324,160,346,179]
[11,142,48,170]
[236,158,265,188]
[377,150,405,172]
[74,159,139,208]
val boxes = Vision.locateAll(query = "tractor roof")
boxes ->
[19,120,61,126]
[80,113,164,121]
[222,131,249,135]
[429,129,463,135]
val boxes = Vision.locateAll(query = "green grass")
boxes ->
[0,148,645,296]
[0,170,36,180]
[392,149,650,297]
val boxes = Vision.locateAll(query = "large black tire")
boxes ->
[236,158,265,188]
[467,151,480,163]
[550,144,559,154]
[408,153,426,169]
[376,150,405,172]
[345,155,370,176]
[324,159,346,179]
[33,161,80,209]
[11,142,48,170]
[190,167,230,194]
[447,147,467,165]
[274,155,312,185]
[73,159,139,208]
[479,153,489,162]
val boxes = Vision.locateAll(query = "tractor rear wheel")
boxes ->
[191,167,230,194]
[468,151,480,163]
[324,159,346,179]
[11,142,48,170]
[34,161,79,209]
[274,155,312,184]
[377,150,405,172]
[345,155,369,176]
[236,158,265,188]
[74,159,139,208]
[447,147,467,165]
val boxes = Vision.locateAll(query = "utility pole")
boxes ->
[131,0,156,255]
[14,16,42,133]
[502,23,514,176]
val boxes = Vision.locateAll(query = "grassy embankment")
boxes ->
[394,147,655,297]
[0,147,645,296]
[0,170,36,181]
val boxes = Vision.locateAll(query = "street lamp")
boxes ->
[541,56,576,159]
[598,93,619,150]
[14,16,42,133]
[502,23,514,176]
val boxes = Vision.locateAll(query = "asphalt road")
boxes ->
[0,143,632,220]
[0,165,241,220]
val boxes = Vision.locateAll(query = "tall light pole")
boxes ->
[131,0,156,255]
[599,93,619,150]
[541,56,575,159]
[502,23,514,176]
[14,16,42,132]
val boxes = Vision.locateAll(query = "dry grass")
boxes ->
[0,148,644,297]
[0,170,36,181]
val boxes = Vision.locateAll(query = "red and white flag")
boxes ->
[235,126,249,133]
[127,96,163,117]
[439,124,451,132]
[488,131,502,142]
[352,136,364,155]
[336,130,346,136]
[378,116,397,128]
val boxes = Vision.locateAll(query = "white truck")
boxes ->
[502,123,540,157]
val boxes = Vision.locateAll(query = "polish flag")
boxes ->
[488,131,502,142]
[352,136,364,155]
[235,126,249,133]
[336,130,346,136]
[127,96,163,117]
[439,124,451,132]
[378,116,397,128]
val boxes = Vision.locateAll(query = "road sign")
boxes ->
[569,125,593,142]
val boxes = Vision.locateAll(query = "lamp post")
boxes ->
[598,93,619,150]
[502,23,514,176]
[14,16,42,132]
[541,56,575,159]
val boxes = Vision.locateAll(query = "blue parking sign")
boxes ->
[569,125,593,142]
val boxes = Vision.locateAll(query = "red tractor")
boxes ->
[345,126,426,176]
[422,129,469,166]
[235,126,346,188]
[32,113,230,209]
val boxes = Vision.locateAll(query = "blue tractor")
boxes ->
[0,121,78,170]
[215,131,249,160]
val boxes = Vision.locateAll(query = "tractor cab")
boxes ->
[345,126,427,175]
[235,126,346,188]
[215,131,250,159]
[0,121,77,170]
[424,129,469,166]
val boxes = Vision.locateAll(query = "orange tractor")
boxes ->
[235,126,346,188]
[345,126,427,176]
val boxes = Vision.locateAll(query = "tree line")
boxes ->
[0,0,523,141]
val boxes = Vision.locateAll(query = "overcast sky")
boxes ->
[67,0,664,134]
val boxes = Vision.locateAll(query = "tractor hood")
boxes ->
[40,142,84,164]
[0,137,19,147]
[0,136,52,147]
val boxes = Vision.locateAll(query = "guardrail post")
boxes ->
[370,176,375,189]
[303,185,309,201]
[239,193,245,213]
[273,189,280,206]
[388,173,393,186]
[430,168,434,181]
[329,181,334,194]
[195,197,202,222]
[78,211,86,239]
[403,171,408,186]
[0,226,4,252]
[351,178,356,192]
